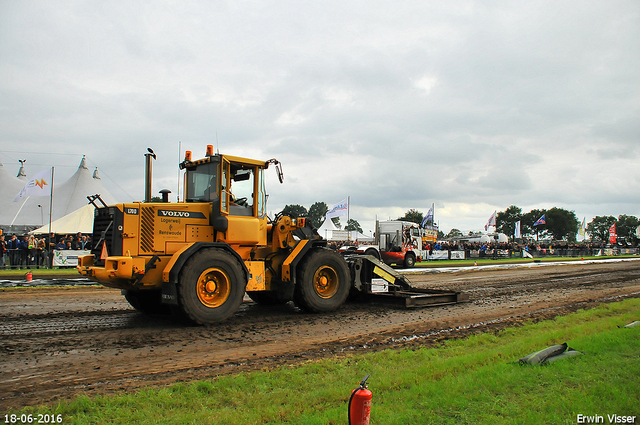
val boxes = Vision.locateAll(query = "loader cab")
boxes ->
[181,149,269,248]
[182,153,267,218]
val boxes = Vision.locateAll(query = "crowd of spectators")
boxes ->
[0,232,93,269]
[327,240,360,251]
[427,240,634,258]
[327,238,637,259]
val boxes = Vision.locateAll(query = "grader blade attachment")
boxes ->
[342,254,469,308]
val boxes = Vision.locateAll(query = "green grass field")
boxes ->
[9,298,639,424]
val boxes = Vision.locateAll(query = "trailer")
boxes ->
[344,254,468,307]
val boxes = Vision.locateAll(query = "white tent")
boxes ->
[317,217,340,240]
[0,157,29,230]
[349,231,374,242]
[52,156,117,216]
[30,204,95,235]
[316,218,373,241]
[0,156,118,231]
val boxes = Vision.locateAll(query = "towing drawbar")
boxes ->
[342,255,469,308]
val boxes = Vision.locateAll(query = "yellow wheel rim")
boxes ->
[313,265,339,299]
[197,267,231,308]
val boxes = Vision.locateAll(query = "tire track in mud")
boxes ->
[0,311,141,337]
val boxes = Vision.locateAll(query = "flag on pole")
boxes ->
[13,168,53,202]
[533,214,546,226]
[484,211,496,231]
[421,206,434,228]
[514,220,521,238]
[609,223,617,244]
[577,218,586,241]
[326,198,348,219]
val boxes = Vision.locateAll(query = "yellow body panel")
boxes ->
[163,243,194,283]
[224,216,267,246]
[186,225,214,242]
[282,239,310,282]
[140,203,211,254]
[245,261,268,291]
[79,254,171,289]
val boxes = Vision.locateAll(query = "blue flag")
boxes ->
[421,207,434,228]
[533,214,546,226]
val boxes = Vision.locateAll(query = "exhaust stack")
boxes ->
[144,148,157,202]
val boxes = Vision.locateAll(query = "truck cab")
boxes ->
[377,220,426,268]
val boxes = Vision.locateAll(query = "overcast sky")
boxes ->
[1,0,638,235]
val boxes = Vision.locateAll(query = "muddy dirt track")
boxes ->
[2,259,640,410]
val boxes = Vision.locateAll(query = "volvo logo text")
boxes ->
[157,210,206,219]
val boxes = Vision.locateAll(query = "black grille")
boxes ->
[140,206,155,253]
[91,207,123,266]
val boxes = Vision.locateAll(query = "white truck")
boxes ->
[339,220,428,268]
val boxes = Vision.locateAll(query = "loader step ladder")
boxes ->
[343,254,469,308]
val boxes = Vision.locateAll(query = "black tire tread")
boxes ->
[294,248,350,313]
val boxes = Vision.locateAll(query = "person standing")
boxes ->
[37,237,47,268]
[0,235,6,269]
[8,235,19,269]
[19,235,30,268]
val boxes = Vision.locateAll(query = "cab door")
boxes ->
[219,159,267,246]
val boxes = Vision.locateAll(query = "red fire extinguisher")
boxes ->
[348,374,372,425]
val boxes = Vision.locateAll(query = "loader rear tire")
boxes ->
[177,248,246,325]
[294,248,350,313]
[124,289,171,315]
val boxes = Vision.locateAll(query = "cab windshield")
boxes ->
[185,162,218,202]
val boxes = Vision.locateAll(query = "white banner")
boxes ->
[53,250,90,267]
[331,230,349,240]
[428,250,449,260]
[450,251,465,260]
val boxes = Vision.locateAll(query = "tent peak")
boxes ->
[79,155,88,170]
[92,167,101,179]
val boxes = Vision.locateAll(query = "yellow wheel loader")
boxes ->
[78,146,466,324]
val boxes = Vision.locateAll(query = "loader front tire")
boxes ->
[177,248,246,325]
[295,248,350,313]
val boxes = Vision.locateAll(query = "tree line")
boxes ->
[386,206,639,243]
[494,206,639,243]
[281,203,639,244]
[281,202,363,233]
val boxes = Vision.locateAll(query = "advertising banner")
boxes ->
[53,250,90,267]
[450,251,465,260]
[428,250,449,260]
